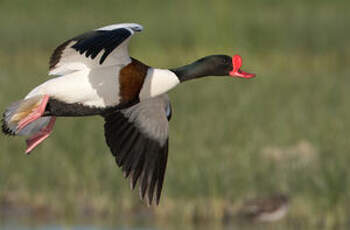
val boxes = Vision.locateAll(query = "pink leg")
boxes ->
[17,95,50,132]
[25,116,56,154]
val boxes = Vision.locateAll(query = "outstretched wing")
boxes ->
[49,23,143,75]
[103,94,172,206]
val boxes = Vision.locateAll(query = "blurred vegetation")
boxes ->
[0,0,349,228]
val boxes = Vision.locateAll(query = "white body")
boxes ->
[26,67,180,108]
[27,65,123,107]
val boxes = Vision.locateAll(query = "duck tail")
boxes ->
[2,96,50,136]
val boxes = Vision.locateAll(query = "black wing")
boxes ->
[103,95,171,205]
[49,23,143,75]
[71,28,131,65]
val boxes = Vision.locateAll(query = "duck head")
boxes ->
[171,54,255,82]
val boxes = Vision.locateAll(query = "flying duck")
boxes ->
[2,23,255,205]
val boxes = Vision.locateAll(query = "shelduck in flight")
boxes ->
[2,23,255,205]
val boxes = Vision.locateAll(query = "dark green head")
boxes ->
[171,54,255,82]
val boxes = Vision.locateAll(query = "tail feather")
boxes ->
[2,96,50,136]
[2,116,16,135]
[2,100,24,135]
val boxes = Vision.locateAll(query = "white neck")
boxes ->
[139,68,180,100]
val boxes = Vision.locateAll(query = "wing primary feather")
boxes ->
[139,141,156,201]
[130,142,147,190]
[115,122,135,148]
[147,152,160,206]
[104,115,130,156]
[85,38,101,58]
[120,130,140,175]
[71,28,131,65]
[156,139,169,205]
[99,32,124,63]
[89,34,109,59]
[99,29,131,64]
[122,135,145,179]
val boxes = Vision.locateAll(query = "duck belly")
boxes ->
[26,66,122,108]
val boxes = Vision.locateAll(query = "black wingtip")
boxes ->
[104,117,168,206]
[103,97,170,206]
[70,28,132,65]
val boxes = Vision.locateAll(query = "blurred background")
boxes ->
[0,0,349,229]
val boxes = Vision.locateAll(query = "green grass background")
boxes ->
[0,0,349,228]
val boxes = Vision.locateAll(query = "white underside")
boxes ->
[26,65,123,108]
[26,67,180,108]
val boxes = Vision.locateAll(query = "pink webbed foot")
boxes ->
[17,95,50,132]
[25,116,56,154]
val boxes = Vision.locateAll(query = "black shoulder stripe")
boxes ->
[71,28,132,64]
